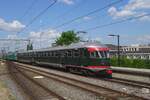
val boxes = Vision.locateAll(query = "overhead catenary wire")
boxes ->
[20,0,38,20]
[55,0,86,20]
[53,0,123,29]
[17,0,57,34]
[84,13,150,31]
[39,0,86,30]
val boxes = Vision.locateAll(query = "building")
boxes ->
[122,45,150,59]
[105,44,122,58]
[106,44,150,60]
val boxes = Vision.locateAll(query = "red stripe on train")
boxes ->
[86,66,110,69]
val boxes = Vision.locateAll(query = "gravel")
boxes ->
[17,62,150,100]
[22,70,106,100]
[0,62,31,100]
[113,73,150,83]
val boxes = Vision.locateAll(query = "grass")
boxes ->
[0,81,16,100]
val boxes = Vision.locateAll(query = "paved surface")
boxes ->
[112,66,150,83]
[112,66,150,74]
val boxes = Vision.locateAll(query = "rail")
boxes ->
[10,62,147,100]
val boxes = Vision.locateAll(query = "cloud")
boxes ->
[30,28,60,39]
[29,28,61,48]
[7,34,18,39]
[121,34,150,45]
[59,0,74,5]
[136,34,150,41]
[83,16,92,20]
[108,0,150,20]
[108,7,135,18]
[0,18,25,32]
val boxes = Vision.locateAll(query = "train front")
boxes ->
[85,46,112,78]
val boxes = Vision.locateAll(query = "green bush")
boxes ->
[110,57,150,69]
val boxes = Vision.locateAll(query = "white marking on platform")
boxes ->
[122,87,127,92]
[33,76,44,79]
[0,62,4,65]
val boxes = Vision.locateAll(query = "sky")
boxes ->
[0,0,150,50]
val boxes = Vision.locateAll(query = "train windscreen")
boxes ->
[88,47,109,58]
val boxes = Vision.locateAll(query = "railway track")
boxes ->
[8,61,148,100]
[6,61,65,100]
[106,77,150,89]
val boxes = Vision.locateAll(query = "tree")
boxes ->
[55,30,80,46]
[27,43,33,50]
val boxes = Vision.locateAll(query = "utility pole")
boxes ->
[0,39,31,51]
[108,34,120,66]
[76,31,87,42]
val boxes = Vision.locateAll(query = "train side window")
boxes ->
[55,51,58,57]
[64,50,67,57]
[51,51,54,57]
[27,53,29,57]
[43,52,46,57]
[61,50,65,57]
[45,52,47,57]
[37,52,40,57]
[41,52,43,57]
[49,51,52,56]
[29,53,31,57]
[67,50,72,57]
[54,51,56,57]
[39,52,41,57]
[47,52,49,56]
[34,52,37,57]
[42,52,44,57]
[73,49,80,57]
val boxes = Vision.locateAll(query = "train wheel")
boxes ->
[87,70,95,76]
[68,67,74,73]
[81,69,88,76]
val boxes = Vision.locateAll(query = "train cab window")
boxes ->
[90,51,99,58]
[90,50,109,58]
[99,51,109,58]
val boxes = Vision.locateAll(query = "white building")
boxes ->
[122,45,150,59]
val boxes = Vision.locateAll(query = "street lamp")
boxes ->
[108,34,120,66]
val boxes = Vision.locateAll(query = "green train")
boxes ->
[3,52,17,61]
[5,42,112,78]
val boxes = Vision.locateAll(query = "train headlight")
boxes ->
[106,70,112,74]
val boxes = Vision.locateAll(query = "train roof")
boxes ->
[18,42,108,53]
